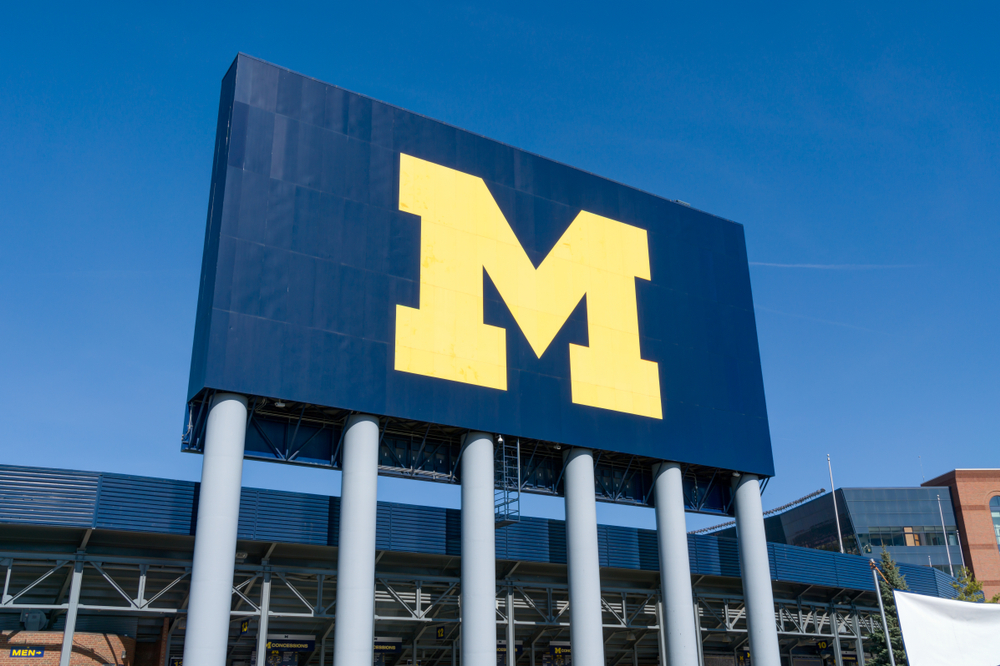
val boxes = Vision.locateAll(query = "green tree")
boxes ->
[867,549,909,666]
[952,566,985,601]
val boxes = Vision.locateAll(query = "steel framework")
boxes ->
[182,393,736,515]
[1,546,881,666]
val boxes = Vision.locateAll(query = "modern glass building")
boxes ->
[716,487,965,573]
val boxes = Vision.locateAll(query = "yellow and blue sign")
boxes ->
[10,648,45,658]
[188,54,773,475]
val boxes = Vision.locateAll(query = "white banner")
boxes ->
[894,590,1000,666]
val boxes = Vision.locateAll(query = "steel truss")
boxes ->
[182,392,735,515]
[2,549,880,666]
[695,592,879,664]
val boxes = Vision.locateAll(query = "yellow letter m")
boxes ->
[394,154,662,419]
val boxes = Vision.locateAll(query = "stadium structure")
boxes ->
[0,54,961,666]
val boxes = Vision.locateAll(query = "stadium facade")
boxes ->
[0,465,959,666]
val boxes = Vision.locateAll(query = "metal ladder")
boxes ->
[494,436,521,527]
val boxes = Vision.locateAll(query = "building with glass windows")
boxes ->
[924,469,1000,599]
[714,486,965,575]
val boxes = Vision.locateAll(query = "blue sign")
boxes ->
[188,54,773,475]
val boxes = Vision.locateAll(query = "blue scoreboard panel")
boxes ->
[188,55,773,478]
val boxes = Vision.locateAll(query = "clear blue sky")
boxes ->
[2,2,997,531]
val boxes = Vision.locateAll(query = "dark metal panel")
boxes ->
[770,543,840,588]
[374,502,392,551]
[238,488,260,540]
[603,525,641,570]
[896,564,937,597]
[188,53,775,477]
[499,517,565,564]
[689,534,741,578]
[831,550,875,591]
[381,503,449,555]
[0,466,99,528]
[930,567,959,599]
[96,474,196,535]
[252,489,330,545]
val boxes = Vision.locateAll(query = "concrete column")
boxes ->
[184,393,248,666]
[254,571,272,666]
[563,448,605,666]
[333,414,380,666]
[461,432,496,665]
[58,561,83,666]
[733,473,781,666]
[653,463,699,666]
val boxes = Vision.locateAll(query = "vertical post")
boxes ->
[507,586,516,666]
[830,604,843,666]
[733,473,780,666]
[184,393,248,666]
[852,609,866,666]
[654,598,667,665]
[158,617,169,666]
[563,448,605,666]
[871,562,896,666]
[254,571,272,666]
[333,414,380,666]
[652,462,699,666]
[58,560,83,666]
[462,432,496,665]
[936,494,954,577]
[693,595,705,666]
[827,455,844,554]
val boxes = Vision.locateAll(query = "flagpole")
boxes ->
[871,560,897,666]
[828,454,844,554]
[937,494,955,577]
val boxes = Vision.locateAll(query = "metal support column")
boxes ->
[831,604,843,666]
[733,473,781,666]
[58,561,83,666]
[461,432,496,665]
[507,586,516,666]
[563,448,605,666]
[184,393,248,666]
[693,597,705,666]
[654,598,667,664]
[653,462,699,666]
[333,414,380,666]
[254,571,272,666]
[852,610,866,666]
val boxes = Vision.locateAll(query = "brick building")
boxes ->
[0,632,135,666]
[924,469,1000,599]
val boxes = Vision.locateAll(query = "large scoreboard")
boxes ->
[187,54,773,479]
